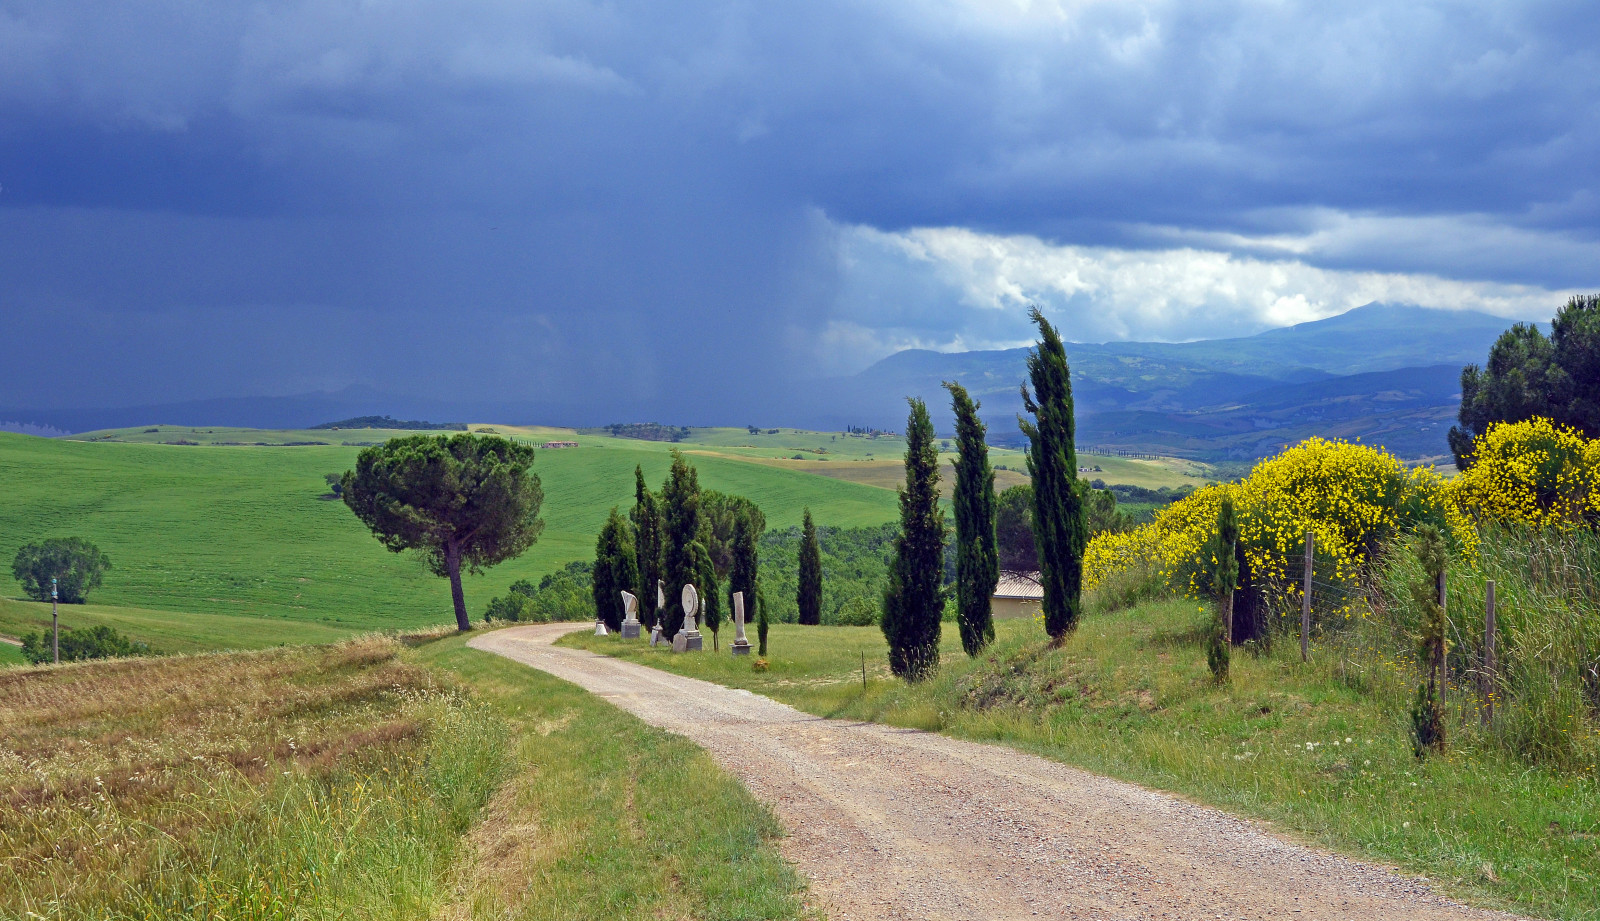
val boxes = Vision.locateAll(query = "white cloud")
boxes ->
[825,219,1583,371]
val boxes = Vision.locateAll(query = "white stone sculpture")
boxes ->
[674,583,703,652]
[620,590,641,639]
[730,590,752,656]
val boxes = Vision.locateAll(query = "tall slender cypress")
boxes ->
[797,508,822,626]
[1019,306,1089,640]
[631,465,664,628]
[592,507,639,632]
[945,381,998,656]
[661,451,701,637]
[881,397,944,680]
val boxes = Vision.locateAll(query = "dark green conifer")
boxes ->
[1019,307,1089,640]
[797,508,822,626]
[881,398,944,680]
[661,451,701,637]
[729,507,763,638]
[1206,496,1239,683]
[592,507,638,632]
[631,465,665,628]
[944,381,998,656]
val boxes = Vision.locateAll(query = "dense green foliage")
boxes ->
[694,540,722,644]
[342,434,544,631]
[20,624,148,664]
[592,508,638,631]
[11,537,111,604]
[760,523,894,625]
[728,505,763,639]
[701,491,765,581]
[796,509,822,626]
[1019,307,1089,639]
[996,484,1037,572]
[631,465,666,629]
[483,562,594,624]
[881,399,944,680]
[945,381,997,656]
[1451,294,1600,467]
[310,415,466,431]
[660,451,702,637]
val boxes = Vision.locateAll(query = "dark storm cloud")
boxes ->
[0,0,1596,412]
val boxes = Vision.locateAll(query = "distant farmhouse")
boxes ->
[992,571,1043,619]
[541,441,580,449]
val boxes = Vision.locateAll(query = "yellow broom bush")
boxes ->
[1086,439,1473,615]
[1448,417,1600,529]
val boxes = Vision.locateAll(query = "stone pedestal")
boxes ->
[620,590,641,639]
[593,620,609,636]
[731,640,750,655]
[621,622,641,639]
[649,624,663,646]
[684,632,703,652]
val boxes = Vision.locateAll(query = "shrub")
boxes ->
[482,562,592,624]
[11,538,112,604]
[1085,439,1473,634]
[1448,417,1600,529]
[828,595,879,626]
[20,625,150,664]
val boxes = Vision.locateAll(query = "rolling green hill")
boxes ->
[0,431,898,643]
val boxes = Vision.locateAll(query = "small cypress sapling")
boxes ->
[944,380,998,656]
[1018,307,1089,641]
[756,587,770,657]
[660,451,701,637]
[1409,525,1449,758]
[694,540,722,648]
[1206,496,1239,683]
[797,508,822,626]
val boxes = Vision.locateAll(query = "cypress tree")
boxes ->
[756,587,770,657]
[661,450,701,637]
[797,508,822,626]
[1019,307,1089,641]
[944,380,998,656]
[1206,496,1239,683]
[694,538,722,648]
[881,397,945,680]
[729,507,763,638]
[592,507,639,632]
[631,465,665,628]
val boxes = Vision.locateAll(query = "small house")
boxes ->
[992,570,1043,619]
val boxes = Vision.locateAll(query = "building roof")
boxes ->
[993,570,1043,600]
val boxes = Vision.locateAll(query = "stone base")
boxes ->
[685,632,703,652]
[594,622,609,636]
[671,633,688,653]
[730,641,751,656]
[650,626,663,646]
[621,622,641,639]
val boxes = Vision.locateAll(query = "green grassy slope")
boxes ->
[0,432,897,637]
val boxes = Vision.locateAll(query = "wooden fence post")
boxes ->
[1436,568,1448,709]
[1483,580,1496,725]
[1301,530,1313,662]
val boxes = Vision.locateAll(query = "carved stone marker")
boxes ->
[730,590,752,656]
[620,590,641,639]
[593,612,609,637]
[674,583,704,652]
[651,579,668,645]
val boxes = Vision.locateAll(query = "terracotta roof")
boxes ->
[993,570,1043,599]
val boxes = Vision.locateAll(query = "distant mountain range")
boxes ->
[809,303,1514,462]
[0,303,1514,462]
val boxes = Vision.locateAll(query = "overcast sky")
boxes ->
[2,0,1596,412]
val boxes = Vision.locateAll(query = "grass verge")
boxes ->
[417,634,815,920]
[1,628,812,919]
[564,606,1598,921]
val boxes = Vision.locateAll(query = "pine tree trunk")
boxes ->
[447,544,471,632]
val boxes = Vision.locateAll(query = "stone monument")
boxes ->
[620,590,641,639]
[650,580,667,646]
[730,590,752,656]
[593,610,609,636]
[673,583,704,653]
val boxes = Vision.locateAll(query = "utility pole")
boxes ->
[1300,531,1313,662]
[51,577,59,665]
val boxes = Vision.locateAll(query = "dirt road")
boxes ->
[469,624,1520,921]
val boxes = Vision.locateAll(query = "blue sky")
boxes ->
[1,0,1596,413]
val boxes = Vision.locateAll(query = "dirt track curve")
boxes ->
[469,624,1521,921]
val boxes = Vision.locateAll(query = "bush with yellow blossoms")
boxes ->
[1085,439,1474,621]
[1448,417,1600,529]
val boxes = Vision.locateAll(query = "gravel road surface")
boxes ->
[469,624,1521,921]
